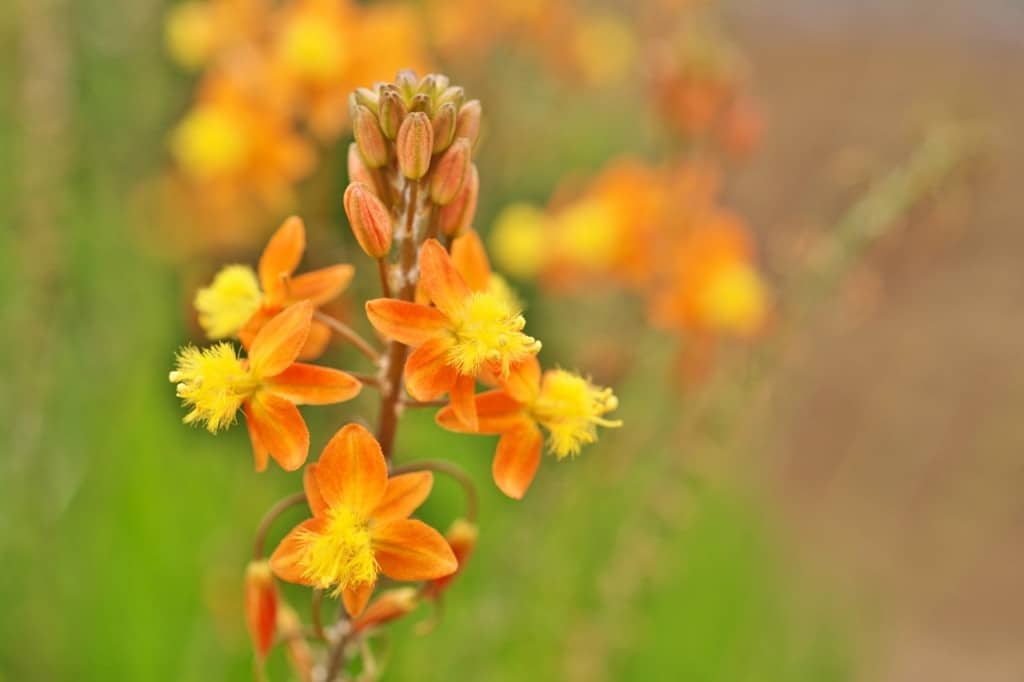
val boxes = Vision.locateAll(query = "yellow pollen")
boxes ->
[279,16,348,82]
[194,265,263,339]
[170,106,249,180]
[529,370,622,459]
[698,262,768,337]
[446,290,541,377]
[168,343,259,432]
[164,1,215,70]
[298,505,377,595]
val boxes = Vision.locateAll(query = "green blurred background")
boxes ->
[3,1,1023,680]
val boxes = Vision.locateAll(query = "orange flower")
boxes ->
[243,560,278,659]
[194,215,353,360]
[269,424,457,617]
[169,301,361,471]
[366,239,541,430]
[437,356,621,499]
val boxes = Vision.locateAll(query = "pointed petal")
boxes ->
[365,299,449,347]
[342,580,375,618]
[418,238,470,317]
[264,363,362,405]
[238,306,275,352]
[372,472,433,523]
[449,373,478,431]
[285,264,355,306]
[245,402,270,472]
[450,229,491,292]
[492,422,544,499]
[297,319,331,360]
[501,355,542,404]
[259,215,306,298]
[314,423,387,515]
[304,464,328,517]
[249,301,312,377]
[246,392,310,471]
[269,517,323,585]
[404,337,457,401]
[436,390,527,434]
[372,519,458,581]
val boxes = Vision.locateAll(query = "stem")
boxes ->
[323,631,355,682]
[400,398,447,408]
[390,459,480,522]
[314,311,382,365]
[311,589,327,642]
[376,258,392,298]
[252,492,307,559]
[350,372,381,388]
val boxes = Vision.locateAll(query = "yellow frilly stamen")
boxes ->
[171,105,249,180]
[446,290,541,377]
[298,505,377,595]
[489,203,549,280]
[553,198,620,270]
[529,370,622,459]
[169,343,259,432]
[279,15,349,82]
[194,265,263,339]
[698,262,768,337]
[165,1,215,70]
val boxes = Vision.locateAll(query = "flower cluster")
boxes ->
[162,0,430,244]
[169,71,620,680]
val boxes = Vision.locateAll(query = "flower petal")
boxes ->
[342,580,375,618]
[269,517,324,585]
[285,264,355,307]
[365,299,449,347]
[372,472,433,523]
[298,319,331,360]
[245,405,270,472]
[303,463,327,517]
[246,392,310,471]
[259,215,306,298]
[450,229,491,292]
[314,423,388,515]
[418,238,470,317]
[264,363,362,405]
[449,373,478,431]
[249,301,313,377]
[372,519,458,581]
[436,390,527,434]
[404,337,457,401]
[501,355,542,404]
[492,422,544,499]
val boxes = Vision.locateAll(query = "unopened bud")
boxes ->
[395,68,418,99]
[408,92,431,114]
[439,163,479,236]
[431,102,457,153]
[353,87,379,114]
[430,137,471,205]
[277,603,313,682]
[351,588,419,634]
[437,86,465,110]
[378,89,407,139]
[455,100,482,149]
[423,519,478,599]
[396,112,433,180]
[347,143,375,190]
[244,561,278,659]
[353,104,388,168]
[417,74,437,97]
[344,182,392,257]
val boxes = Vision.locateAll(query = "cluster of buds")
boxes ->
[168,72,621,680]
[162,0,430,245]
[491,157,770,384]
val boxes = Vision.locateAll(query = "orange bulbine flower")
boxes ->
[269,424,457,617]
[351,587,419,634]
[194,216,354,359]
[366,239,541,430]
[169,301,361,471]
[436,356,621,499]
[244,560,278,659]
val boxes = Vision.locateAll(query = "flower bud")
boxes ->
[437,86,465,110]
[439,163,479,236]
[430,137,471,205]
[417,74,437,97]
[431,102,457,153]
[353,87,379,114]
[455,100,482,149]
[347,142,375,190]
[395,68,419,99]
[396,112,433,180]
[378,89,407,139]
[244,560,278,659]
[423,519,478,599]
[344,182,392,257]
[353,104,388,168]
[408,92,431,114]
[351,587,419,634]
[277,603,313,682]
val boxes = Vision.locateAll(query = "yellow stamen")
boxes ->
[529,370,622,459]
[489,203,548,280]
[698,262,768,337]
[170,105,249,180]
[169,343,258,432]
[553,198,620,270]
[279,15,349,82]
[164,1,215,70]
[298,505,377,595]
[194,265,263,339]
[446,290,541,377]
